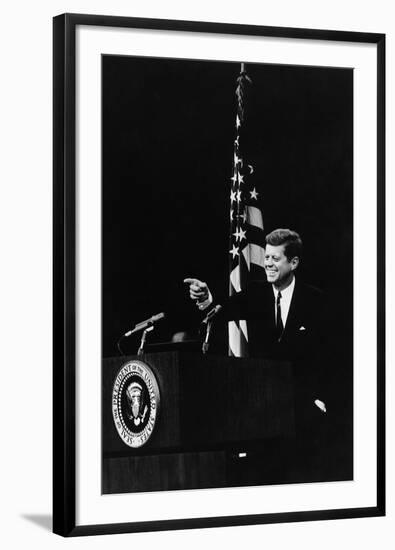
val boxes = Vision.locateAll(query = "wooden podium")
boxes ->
[102,352,297,493]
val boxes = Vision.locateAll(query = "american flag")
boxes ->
[228,63,266,357]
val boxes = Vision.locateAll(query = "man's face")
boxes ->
[264,244,299,289]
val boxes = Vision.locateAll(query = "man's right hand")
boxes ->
[183,278,212,309]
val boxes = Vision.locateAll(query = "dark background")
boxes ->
[102,55,353,359]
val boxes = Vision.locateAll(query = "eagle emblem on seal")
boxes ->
[112,360,160,448]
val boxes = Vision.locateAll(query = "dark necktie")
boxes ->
[276,291,284,341]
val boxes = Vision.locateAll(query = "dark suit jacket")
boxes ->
[210,278,328,408]
[220,278,325,363]
[210,279,352,481]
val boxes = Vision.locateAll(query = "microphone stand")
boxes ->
[116,312,165,356]
[202,319,213,355]
[201,305,222,355]
[137,325,154,356]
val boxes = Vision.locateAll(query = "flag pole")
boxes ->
[228,61,265,357]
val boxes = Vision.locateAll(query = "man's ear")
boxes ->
[290,256,299,270]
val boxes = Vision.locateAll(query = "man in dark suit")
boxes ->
[184,228,326,367]
[184,229,333,483]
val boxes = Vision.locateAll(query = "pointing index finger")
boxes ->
[183,278,198,285]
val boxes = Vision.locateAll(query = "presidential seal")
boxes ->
[112,360,160,448]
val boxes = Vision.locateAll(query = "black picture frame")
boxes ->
[53,13,385,537]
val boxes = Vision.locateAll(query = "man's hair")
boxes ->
[265,228,303,261]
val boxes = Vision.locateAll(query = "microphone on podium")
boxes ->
[201,304,222,325]
[201,305,222,354]
[117,312,166,356]
[124,312,166,337]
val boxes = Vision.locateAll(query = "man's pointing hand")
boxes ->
[183,278,209,301]
[183,278,213,310]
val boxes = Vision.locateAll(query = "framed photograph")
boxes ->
[53,13,385,536]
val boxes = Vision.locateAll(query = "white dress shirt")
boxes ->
[272,276,295,327]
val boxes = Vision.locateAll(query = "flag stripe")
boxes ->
[249,243,265,267]
[239,319,248,342]
[242,243,265,268]
[247,206,264,229]
[228,320,248,356]
[228,322,241,356]
[245,224,266,245]
[230,265,241,293]
[241,244,250,270]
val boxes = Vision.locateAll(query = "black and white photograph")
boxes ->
[101,55,354,494]
[51,13,385,537]
[1,0,392,546]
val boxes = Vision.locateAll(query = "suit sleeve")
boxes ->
[214,280,266,322]
[218,289,249,321]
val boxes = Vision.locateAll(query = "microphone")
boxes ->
[124,312,166,337]
[201,305,222,355]
[202,304,222,325]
